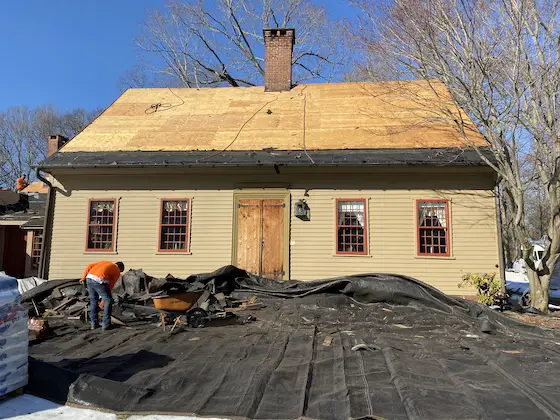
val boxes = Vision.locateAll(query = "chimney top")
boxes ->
[47,134,69,157]
[263,28,296,43]
[263,28,295,92]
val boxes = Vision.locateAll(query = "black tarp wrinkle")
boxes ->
[118,330,204,400]
[48,329,141,368]
[86,332,158,375]
[191,349,246,414]
[68,374,153,412]
[341,334,380,419]
[431,351,491,420]
[148,338,206,385]
[235,331,290,418]
[335,333,352,420]
[195,332,265,414]
[202,332,278,418]
[357,349,374,418]
[252,328,315,419]
[171,332,237,409]
[381,347,419,420]
[300,326,317,419]
[474,349,559,420]
[305,332,351,420]
[73,330,147,371]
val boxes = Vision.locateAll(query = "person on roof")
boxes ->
[81,261,124,331]
[15,175,28,191]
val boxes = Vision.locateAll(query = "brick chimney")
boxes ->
[47,134,69,157]
[263,28,295,92]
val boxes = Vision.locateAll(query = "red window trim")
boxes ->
[416,199,451,257]
[85,198,117,253]
[158,198,191,253]
[335,198,368,255]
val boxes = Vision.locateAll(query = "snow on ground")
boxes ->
[0,394,228,420]
[0,394,115,419]
[128,417,228,420]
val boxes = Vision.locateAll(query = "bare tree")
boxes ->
[351,0,560,311]
[122,0,344,88]
[0,105,101,188]
[525,178,550,240]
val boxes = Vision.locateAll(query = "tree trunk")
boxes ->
[527,269,550,312]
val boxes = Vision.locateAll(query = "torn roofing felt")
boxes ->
[38,147,494,169]
[27,268,560,420]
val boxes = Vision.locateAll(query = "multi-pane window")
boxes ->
[336,199,367,254]
[159,199,190,252]
[31,231,43,268]
[86,199,116,251]
[417,200,450,256]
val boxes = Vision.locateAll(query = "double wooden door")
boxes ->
[236,199,285,279]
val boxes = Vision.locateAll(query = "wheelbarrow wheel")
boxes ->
[189,308,208,328]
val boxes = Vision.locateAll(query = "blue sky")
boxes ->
[0,0,355,113]
[0,1,158,111]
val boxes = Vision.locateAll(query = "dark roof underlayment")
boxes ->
[38,147,494,170]
[0,192,46,225]
[26,267,560,420]
[20,216,45,230]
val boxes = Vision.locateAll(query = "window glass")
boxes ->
[418,201,449,256]
[337,200,367,254]
[160,200,190,251]
[87,200,116,251]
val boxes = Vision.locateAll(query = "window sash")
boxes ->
[159,199,190,252]
[336,199,367,255]
[86,199,116,251]
[417,200,450,256]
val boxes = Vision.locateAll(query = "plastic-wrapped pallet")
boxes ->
[0,272,28,396]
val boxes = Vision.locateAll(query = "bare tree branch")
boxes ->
[350,0,560,311]
[0,106,101,188]
[122,0,346,88]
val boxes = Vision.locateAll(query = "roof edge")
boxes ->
[38,147,496,171]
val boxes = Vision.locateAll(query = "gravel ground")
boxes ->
[505,311,560,329]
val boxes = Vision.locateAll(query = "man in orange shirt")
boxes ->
[81,261,125,330]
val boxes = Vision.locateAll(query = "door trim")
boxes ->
[232,190,290,280]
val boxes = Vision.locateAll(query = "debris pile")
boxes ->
[22,279,91,321]
[20,266,262,331]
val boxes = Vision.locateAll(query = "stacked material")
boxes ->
[0,272,28,396]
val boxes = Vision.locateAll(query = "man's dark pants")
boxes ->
[86,278,112,329]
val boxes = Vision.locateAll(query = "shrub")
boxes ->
[459,273,502,305]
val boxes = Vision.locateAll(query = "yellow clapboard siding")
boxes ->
[47,168,497,295]
[288,185,498,295]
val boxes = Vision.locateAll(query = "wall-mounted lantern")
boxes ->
[295,199,310,221]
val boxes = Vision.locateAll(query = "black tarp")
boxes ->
[28,269,560,419]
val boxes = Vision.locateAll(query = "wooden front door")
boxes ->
[236,199,285,279]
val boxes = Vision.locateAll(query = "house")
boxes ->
[37,28,499,296]
[0,183,46,278]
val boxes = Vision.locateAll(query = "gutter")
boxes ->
[35,167,54,279]
[39,161,492,170]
